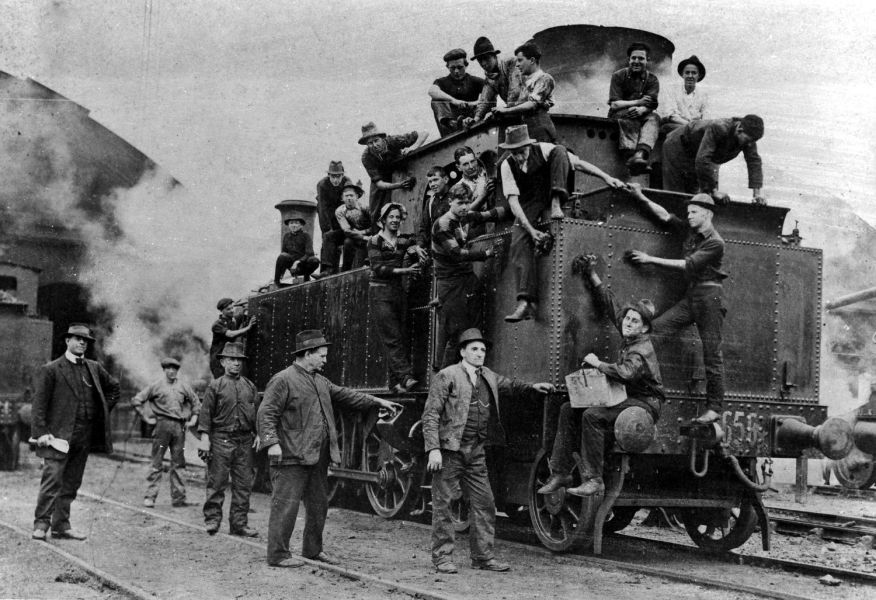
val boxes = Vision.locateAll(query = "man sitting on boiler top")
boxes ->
[608,42,661,175]
[539,254,664,496]
[500,124,625,323]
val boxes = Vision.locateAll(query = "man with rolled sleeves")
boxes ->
[274,217,321,286]
[428,48,484,136]
[31,324,120,541]
[316,161,353,276]
[258,330,401,567]
[662,115,766,204]
[423,328,555,573]
[198,342,259,537]
[626,184,727,424]
[131,356,201,508]
[210,297,254,379]
[608,42,661,175]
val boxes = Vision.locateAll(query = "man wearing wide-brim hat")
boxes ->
[423,328,555,574]
[661,55,708,135]
[359,121,429,227]
[274,216,321,287]
[625,184,727,425]
[30,324,120,541]
[198,342,260,537]
[498,123,624,322]
[131,355,200,508]
[329,180,371,273]
[428,48,485,137]
[210,297,255,379]
[464,37,526,133]
[258,330,401,567]
[316,160,354,276]
[661,114,766,205]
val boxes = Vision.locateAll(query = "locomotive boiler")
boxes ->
[244,25,856,554]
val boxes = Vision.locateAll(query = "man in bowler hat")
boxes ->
[274,217,321,286]
[31,324,120,541]
[198,342,259,536]
[258,330,401,567]
[428,48,484,136]
[423,328,555,573]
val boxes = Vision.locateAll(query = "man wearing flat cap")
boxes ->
[274,216,321,287]
[661,55,709,135]
[210,297,254,379]
[198,342,259,537]
[316,160,353,277]
[30,324,120,541]
[423,328,554,574]
[662,115,766,205]
[539,255,664,497]
[429,48,485,137]
[626,183,727,424]
[359,122,429,226]
[131,356,200,508]
[258,330,401,567]
[331,180,372,272]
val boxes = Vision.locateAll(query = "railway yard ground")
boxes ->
[1,438,874,600]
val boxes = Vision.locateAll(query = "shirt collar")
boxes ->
[65,351,82,364]
[525,68,545,85]
[461,361,480,382]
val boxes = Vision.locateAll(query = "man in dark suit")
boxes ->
[30,324,120,541]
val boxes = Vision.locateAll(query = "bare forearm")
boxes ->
[646,256,686,270]
[507,196,534,234]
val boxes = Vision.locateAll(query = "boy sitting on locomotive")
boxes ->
[539,255,664,496]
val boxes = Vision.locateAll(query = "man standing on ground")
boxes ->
[258,330,401,567]
[198,342,259,537]
[429,48,484,137]
[423,328,554,573]
[626,183,727,424]
[131,356,200,508]
[608,42,661,175]
[274,217,320,286]
[31,324,120,541]
[316,161,353,277]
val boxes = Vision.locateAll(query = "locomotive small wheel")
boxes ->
[682,495,757,553]
[450,495,470,533]
[528,449,596,552]
[326,412,346,504]
[602,506,639,534]
[362,429,414,518]
[833,450,876,489]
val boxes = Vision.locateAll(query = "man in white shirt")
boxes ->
[661,55,708,135]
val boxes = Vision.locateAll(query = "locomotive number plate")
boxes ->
[720,410,764,448]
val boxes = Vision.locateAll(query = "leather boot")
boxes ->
[537,473,573,494]
[566,477,605,497]
[505,300,535,323]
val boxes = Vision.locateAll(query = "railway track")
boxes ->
[809,485,876,502]
[766,506,876,544]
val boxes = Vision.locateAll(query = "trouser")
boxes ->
[266,438,330,564]
[652,284,726,412]
[436,273,484,369]
[662,129,699,194]
[339,237,367,271]
[145,417,187,503]
[431,443,496,565]
[33,419,93,532]
[549,398,659,479]
[431,99,476,137]
[320,230,345,272]
[369,283,412,387]
[203,433,254,531]
[274,253,320,284]
[616,112,660,153]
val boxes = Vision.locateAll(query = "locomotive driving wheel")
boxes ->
[682,495,757,553]
[528,449,598,552]
[362,429,414,518]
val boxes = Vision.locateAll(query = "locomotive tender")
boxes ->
[245,25,856,554]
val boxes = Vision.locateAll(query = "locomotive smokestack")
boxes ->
[532,25,675,117]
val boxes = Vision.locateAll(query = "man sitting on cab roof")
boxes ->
[429,48,484,137]
[608,42,661,176]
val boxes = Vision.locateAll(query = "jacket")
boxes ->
[257,363,378,466]
[31,355,120,457]
[422,362,533,452]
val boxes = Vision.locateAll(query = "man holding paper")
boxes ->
[538,256,664,497]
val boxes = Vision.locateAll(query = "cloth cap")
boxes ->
[471,36,500,61]
[293,329,331,355]
[687,193,717,210]
[160,357,181,368]
[457,328,492,350]
[377,202,407,225]
[677,55,706,81]
[65,323,95,342]
[327,160,345,175]
[218,342,247,359]
[443,48,467,63]
[216,297,234,311]
[498,124,536,149]
[740,114,765,141]
[620,299,656,329]
[358,121,387,145]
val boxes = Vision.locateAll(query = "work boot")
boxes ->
[205,522,220,536]
[472,558,510,572]
[566,477,605,497]
[626,150,650,175]
[504,300,535,323]
[143,498,155,508]
[537,473,573,494]
[435,562,458,574]
[401,377,418,392]
[52,529,87,540]
[269,557,304,568]
[230,527,259,537]
[694,409,720,424]
[31,529,47,541]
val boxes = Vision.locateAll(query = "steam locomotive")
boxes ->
[243,25,860,554]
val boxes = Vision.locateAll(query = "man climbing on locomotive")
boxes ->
[539,255,664,496]
[626,183,727,424]
[417,166,452,251]
[424,328,555,574]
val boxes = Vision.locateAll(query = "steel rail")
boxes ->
[809,485,876,502]
[0,519,157,600]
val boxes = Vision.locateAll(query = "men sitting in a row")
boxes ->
[429,49,484,137]
[273,216,320,287]
[316,160,353,275]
